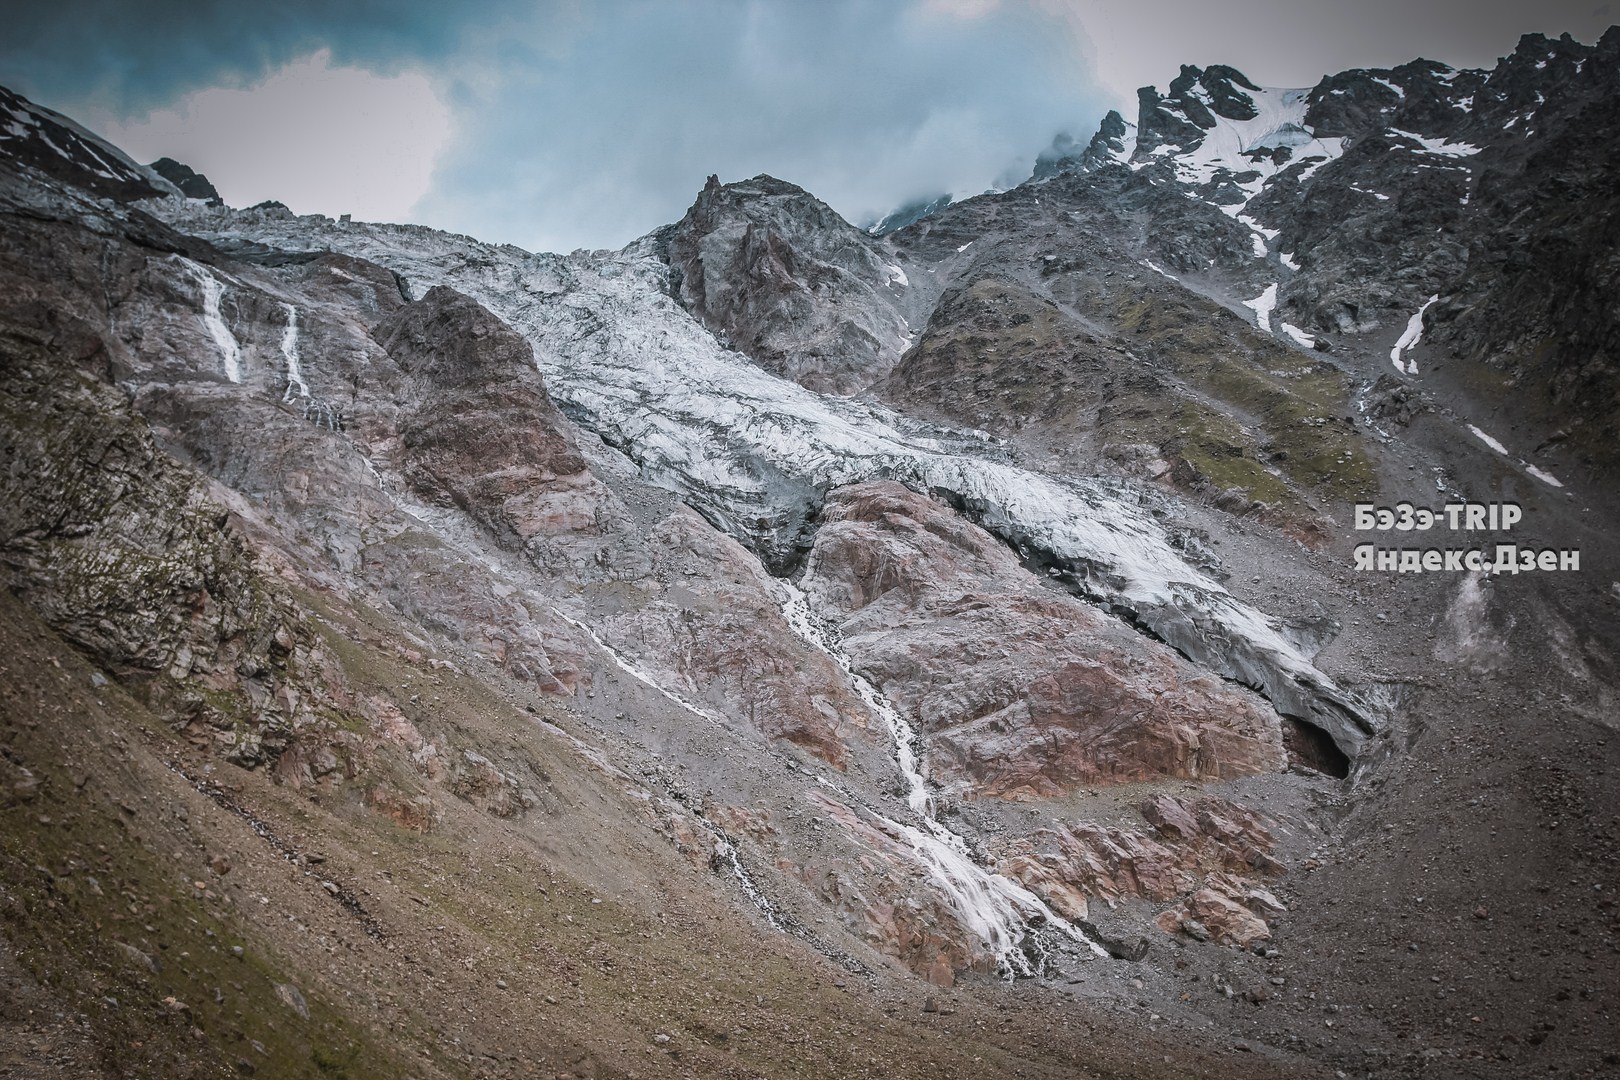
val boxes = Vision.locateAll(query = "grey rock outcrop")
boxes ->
[663,173,913,394]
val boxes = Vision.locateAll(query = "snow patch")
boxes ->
[1467,425,1508,455]
[1152,84,1345,205]
[1350,186,1391,201]
[1523,464,1563,488]
[1292,156,1332,183]
[1242,283,1278,333]
[1389,295,1438,374]
[35,129,71,163]
[1280,322,1316,348]
[1142,259,1178,281]
[1237,215,1279,242]
[1389,129,1481,157]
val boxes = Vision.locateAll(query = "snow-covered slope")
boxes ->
[0,85,177,200]
[1141,78,1346,208]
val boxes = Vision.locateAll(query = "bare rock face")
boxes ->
[148,157,223,205]
[999,825,1195,919]
[664,174,912,394]
[1031,29,1620,479]
[1157,888,1272,948]
[997,793,1287,945]
[0,306,334,768]
[1140,792,1284,875]
[799,792,997,985]
[879,276,1124,446]
[594,506,873,769]
[365,289,879,768]
[801,481,1285,796]
[0,85,169,203]
[375,285,607,560]
[1146,794,1290,947]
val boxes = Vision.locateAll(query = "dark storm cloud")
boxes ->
[0,1,1099,248]
[412,1,1100,250]
[0,0,535,112]
[2,1,1104,251]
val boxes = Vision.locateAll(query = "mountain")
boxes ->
[1027,30,1620,478]
[0,84,177,201]
[1,28,1617,1080]
[149,156,223,205]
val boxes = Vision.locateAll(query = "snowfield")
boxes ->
[1161,84,1346,192]
[1243,283,1278,332]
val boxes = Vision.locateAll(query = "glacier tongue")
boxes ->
[155,207,1377,757]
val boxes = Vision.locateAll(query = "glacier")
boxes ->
[156,203,1378,759]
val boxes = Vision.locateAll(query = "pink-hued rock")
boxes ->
[802,481,1286,796]
[1204,871,1288,920]
[1141,793,1285,876]
[591,506,876,769]
[996,792,1290,948]
[1000,824,1196,919]
[797,793,997,986]
[1163,887,1273,948]
[374,285,608,556]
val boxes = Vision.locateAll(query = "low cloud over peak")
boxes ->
[6,1,1610,252]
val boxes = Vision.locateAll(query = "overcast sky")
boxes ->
[2,1,1612,253]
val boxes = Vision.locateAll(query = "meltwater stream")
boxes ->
[280,302,309,401]
[777,580,1105,976]
[178,257,242,384]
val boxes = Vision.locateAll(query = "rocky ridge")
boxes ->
[1024,29,1620,478]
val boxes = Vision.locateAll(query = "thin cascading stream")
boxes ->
[177,256,242,384]
[280,302,309,401]
[777,579,1104,976]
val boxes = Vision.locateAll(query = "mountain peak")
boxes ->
[1032,109,1134,179]
[867,192,954,236]
[150,157,223,205]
